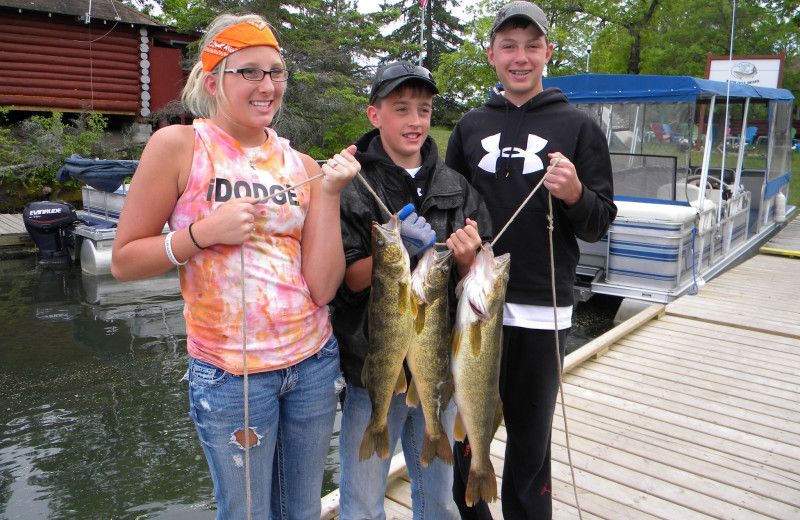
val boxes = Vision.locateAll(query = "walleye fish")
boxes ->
[450,242,510,506]
[406,246,455,466]
[360,214,415,461]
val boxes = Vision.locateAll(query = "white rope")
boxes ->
[355,172,392,219]
[354,157,585,516]
[239,169,329,518]
[491,158,561,247]
[240,245,252,520]
[256,173,325,204]
[490,157,584,517]
[547,191,583,519]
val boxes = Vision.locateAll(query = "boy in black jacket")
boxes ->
[331,61,493,519]
[445,3,616,519]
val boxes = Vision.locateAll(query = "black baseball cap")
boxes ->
[369,61,439,105]
[491,1,549,38]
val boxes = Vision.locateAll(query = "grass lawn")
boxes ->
[429,126,451,161]
[430,126,800,212]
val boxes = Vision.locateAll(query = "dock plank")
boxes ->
[760,216,800,257]
[321,229,800,519]
[0,213,30,246]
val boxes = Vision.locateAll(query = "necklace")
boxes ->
[244,148,259,170]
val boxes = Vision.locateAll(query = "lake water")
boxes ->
[0,257,616,519]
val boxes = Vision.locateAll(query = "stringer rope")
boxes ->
[547,191,583,520]
[240,245,252,520]
[355,172,392,219]
[239,170,328,519]
[489,157,584,517]
[351,157,584,514]
[491,158,560,248]
[257,173,325,204]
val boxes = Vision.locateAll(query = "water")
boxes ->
[0,257,616,519]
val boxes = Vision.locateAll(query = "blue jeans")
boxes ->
[338,382,459,520]
[187,336,341,520]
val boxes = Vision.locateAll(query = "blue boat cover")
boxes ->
[542,74,795,104]
[56,154,139,193]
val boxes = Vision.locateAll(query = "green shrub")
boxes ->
[0,107,22,167]
[15,111,110,189]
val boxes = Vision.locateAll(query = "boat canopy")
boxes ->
[542,74,794,104]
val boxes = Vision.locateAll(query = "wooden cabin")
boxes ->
[0,0,196,118]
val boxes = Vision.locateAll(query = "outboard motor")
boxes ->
[23,201,78,266]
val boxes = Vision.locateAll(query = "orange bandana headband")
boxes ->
[201,20,280,72]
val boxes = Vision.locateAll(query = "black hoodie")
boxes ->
[446,86,616,308]
[331,129,493,387]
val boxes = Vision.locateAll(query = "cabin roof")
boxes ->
[543,73,795,104]
[0,0,163,26]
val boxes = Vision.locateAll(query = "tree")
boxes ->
[146,0,397,156]
[433,2,495,112]
[377,0,464,70]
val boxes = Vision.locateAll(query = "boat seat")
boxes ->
[615,198,715,233]
[615,200,700,222]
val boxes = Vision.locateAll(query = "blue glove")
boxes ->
[397,203,435,257]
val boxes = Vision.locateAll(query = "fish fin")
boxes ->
[438,432,455,465]
[414,303,426,334]
[469,322,482,357]
[394,369,408,395]
[406,379,420,407]
[451,327,461,358]
[410,291,418,319]
[492,400,504,436]
[421,431,454,467]
[360,356,369,387]
[454,411,466,442]
[465,466,498,506]
[359,423,391,462]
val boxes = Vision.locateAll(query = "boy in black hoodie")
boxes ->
[331,61,493,519]
[445,3,616,519]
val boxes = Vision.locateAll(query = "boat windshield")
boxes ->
[570,99,785,203]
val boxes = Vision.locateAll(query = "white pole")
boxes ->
[420,2,425,66]
[585,45,591,73]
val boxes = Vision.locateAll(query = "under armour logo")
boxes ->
[478,133,547,175]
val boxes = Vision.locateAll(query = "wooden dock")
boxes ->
[0,213,29,247]
[322,217,800,519]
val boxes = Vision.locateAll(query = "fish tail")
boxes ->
[465,467,497,506]
[359,424,390,462]
[421,431,454,467]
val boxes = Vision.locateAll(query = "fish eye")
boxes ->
[376,239,385,247]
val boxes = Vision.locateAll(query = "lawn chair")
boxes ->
[649,123,671,143]
[744,126,758,145]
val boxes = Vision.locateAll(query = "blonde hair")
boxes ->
[182,13,282,119]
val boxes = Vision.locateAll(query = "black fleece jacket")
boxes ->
[331,129,493,387]
[446,86,616,308]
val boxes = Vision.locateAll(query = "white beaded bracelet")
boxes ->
[165,231,188,266]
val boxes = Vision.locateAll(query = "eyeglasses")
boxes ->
[223,68,291,82]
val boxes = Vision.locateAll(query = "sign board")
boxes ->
[705,53,785,88]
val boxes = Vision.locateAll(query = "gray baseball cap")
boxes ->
[491,1,549,38]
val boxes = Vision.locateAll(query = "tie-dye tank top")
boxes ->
[169,119,332,374]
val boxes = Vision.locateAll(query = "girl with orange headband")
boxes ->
[111,12,360,519]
